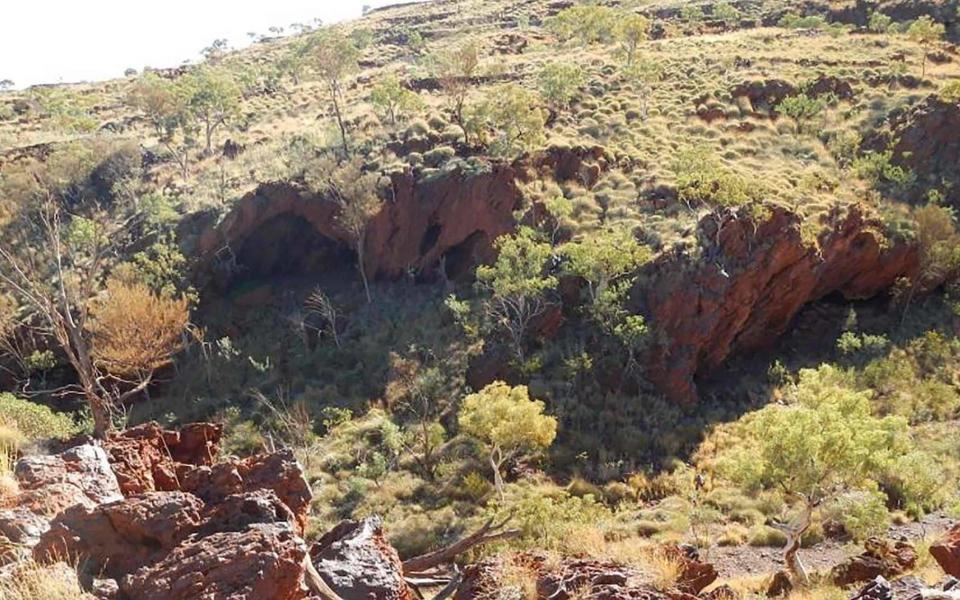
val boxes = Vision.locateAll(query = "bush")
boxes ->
[0,394,80,441]
[825,490,891,540]
[423,145,456,168]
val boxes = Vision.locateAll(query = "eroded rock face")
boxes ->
[931,523,960,578]
[637,204,917,404]
[864,95,960,207]
[121,523,309,600]
[311,516,413,600]
[191,161,521,289]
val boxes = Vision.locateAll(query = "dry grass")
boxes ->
[0,559,93,600]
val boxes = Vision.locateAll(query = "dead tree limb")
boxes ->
[303,556,344,600]
[402,516,519,574]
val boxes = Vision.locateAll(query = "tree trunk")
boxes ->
[782,504,813,586]
[357,234,371,304]
[89,394,112,440]
[490,447,505,501]
[331,83,350,155]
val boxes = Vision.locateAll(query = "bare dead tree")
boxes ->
[401,515,520,574]
[305,287,341,348]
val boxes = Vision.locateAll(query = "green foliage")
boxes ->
[615,13,651,66]
[867,12,894,33]
[459,381,557,495]
[713,2,741,26]
[907,16,946,77]
[0,393,81,441]
[537,63,585,109]
[715,365,908,503]
[942,80,960,103]
[477,227,556,300]
[310,28,361,153]
[370,75,424,126]
[466,85,547,157]
[778,12,829,30]
[181,66,242,153]
[489,485,610,550]
[825,490,891,541]
[673,147,766,211]
[852,151,915,190]
[548,5,618,46]
[883,449,947,516]
[459,381,557,458]
[680,4,705,23]
[775,92,836,134]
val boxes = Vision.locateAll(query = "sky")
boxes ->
[0,0,401,88]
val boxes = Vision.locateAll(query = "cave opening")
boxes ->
[229,214,356,292]
[442,231,489,281]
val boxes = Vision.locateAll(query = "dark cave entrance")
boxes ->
[229,214,356,292]
[442,231,489,281]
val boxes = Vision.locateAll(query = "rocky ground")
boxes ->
[1,422,959,600]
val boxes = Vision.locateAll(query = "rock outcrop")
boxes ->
[638,204,917,403]
[190,161,521,289]
[121,523,309,600]
[0,423,324,600]
[864,95,960,208]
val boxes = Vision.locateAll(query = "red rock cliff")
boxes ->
[638,204,918,404]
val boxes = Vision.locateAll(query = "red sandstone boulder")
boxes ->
[121,523,309,600]
[311,517,413,600]
[831,537,917,586]
[931,523,960,578]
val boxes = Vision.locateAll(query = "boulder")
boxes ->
[932,523,960,578]
[831,538,917,587]
[667,545,718,595]
[311,517,413,600]
[121,523,308,600]
[0,507,48,548]
[15,445,123,505]
[103,422,221,496]
[34,491,205,577]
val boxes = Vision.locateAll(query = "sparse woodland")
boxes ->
[2,1,960,599]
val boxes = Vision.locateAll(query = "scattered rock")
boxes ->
[831,538,917,586]
[850,576,893,600]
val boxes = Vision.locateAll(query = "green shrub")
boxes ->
[825,490,891,540]
[0,394,80,441]
[423,145,456,168]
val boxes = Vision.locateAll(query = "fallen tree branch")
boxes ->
[402,515,520,574]
[303,556,344,600]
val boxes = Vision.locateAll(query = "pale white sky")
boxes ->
[0,0,401,88]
